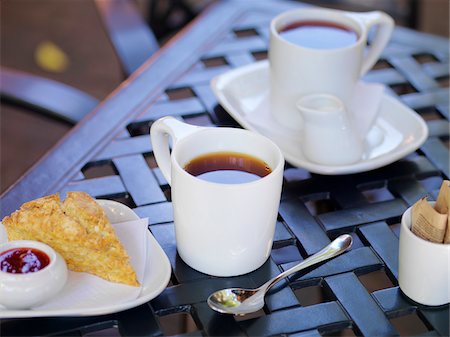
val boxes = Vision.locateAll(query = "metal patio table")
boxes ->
[1,0,449,336]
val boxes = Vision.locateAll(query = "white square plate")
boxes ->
[0,200,171,318]
[211,60,428,175]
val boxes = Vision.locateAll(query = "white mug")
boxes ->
[150,117,284,276]
[398,202,450,306]
[269,8,394,130]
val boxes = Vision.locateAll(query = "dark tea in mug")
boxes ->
[184,151,272,184]
[279,20,358,49]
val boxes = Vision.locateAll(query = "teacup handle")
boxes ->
[347,11,394,76]
[150,117,201,185]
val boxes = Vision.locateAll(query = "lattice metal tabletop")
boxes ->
[1,1,449,336]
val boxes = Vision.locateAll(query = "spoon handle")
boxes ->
[263,234,353,291]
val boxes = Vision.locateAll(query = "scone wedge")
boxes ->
[2,192,139,286]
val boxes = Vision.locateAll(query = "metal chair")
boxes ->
[0,0,159,124]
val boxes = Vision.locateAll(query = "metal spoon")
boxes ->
[207,234,352,315]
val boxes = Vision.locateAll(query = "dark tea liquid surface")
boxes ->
[279,20,358,49]
[184,151,272,184]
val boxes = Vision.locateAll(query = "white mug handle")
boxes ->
[347,11,394,76]
[150,117,201,185]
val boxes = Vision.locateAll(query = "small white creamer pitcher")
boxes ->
[297,94,364,166]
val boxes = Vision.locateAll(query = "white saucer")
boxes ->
[211,60,428,175]
[0,200,171,318]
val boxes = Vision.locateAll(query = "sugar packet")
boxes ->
[411,180,450,244]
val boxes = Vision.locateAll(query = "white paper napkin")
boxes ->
[349,82,385,139]
[34,217,148,310]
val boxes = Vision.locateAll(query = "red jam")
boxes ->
[0,247,50,274]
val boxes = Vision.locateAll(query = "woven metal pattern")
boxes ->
[1,1,449,336]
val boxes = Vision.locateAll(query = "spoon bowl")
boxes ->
[207,234,352,315]
[208,288,263,315]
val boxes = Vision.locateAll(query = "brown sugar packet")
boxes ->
[434,180,450,243]
[411,197,447,243]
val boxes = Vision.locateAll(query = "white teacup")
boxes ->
[150,117,284,276]
[399,202,450,306]
[269,7,394,130]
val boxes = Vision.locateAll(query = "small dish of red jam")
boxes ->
[0,240,68,309]
[0,247,50,273]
